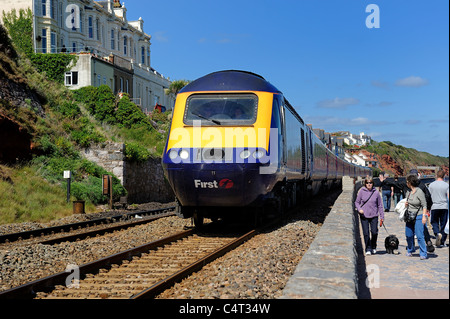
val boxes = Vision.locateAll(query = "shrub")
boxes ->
[70,175,125,204]
[55,101,81,118]
[73,86,98,112]
[124,142,151,162]
[2,8,33,57]
[29,53,78,83]
[94,85,117,123]
[116,94,152,129]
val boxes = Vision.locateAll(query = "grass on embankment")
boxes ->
[0,164,96,225]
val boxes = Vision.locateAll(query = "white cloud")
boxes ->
[304,116,391,128]
[316,97,360,109]
[395,76,429,87]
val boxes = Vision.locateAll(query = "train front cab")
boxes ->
[162,90,285,223]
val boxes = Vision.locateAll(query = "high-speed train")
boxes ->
[162,70,371,225]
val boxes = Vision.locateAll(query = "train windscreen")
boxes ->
[183,94,258,126]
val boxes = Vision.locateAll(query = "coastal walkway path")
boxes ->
[281,176,448,299]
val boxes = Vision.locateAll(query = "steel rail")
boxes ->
[131,228,257,299]
[0,228,193,299]
[39,211,175,245]
[0,206,175,244]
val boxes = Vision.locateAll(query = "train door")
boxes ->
[300,128,306,175]
[278,98,287,168]
[307,129,313,175]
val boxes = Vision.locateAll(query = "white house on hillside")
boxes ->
[337,131,372,147]
[345,150,378,168]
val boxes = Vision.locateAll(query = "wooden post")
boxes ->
[103,174,113,209]
[109,175,113,209]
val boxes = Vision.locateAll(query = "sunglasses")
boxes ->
[366,182,374,184]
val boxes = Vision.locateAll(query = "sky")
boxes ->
[124,0,449,157]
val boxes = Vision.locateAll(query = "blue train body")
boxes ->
[162,70,370,223]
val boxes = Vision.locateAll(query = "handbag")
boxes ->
[404,207,420,223]
[402,192,421,223]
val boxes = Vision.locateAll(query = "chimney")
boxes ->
[107,0,113,13]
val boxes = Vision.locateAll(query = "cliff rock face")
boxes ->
[0,69,44,115]
[377,154,404,176]
[0,25,42,164]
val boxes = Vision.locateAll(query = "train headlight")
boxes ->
[239,150,251,159]
[179,149,189,160]
[168,150,178,160]
[252,150,265,159]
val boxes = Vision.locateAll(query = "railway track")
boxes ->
[0,225,257,299]
[0,206,175,246]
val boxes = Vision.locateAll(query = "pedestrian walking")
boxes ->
[392,174,404,207]
[428,169,449,247]
[380,169,435,252]
[404,174,428,260]
[355,177,384,255]
[380,174,393,212]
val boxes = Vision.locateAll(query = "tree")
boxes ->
[164,79,190,99]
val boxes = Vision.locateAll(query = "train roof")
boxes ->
[179,70,282,94]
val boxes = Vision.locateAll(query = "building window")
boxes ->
[42,0,46,17]
[96,19,100,40]
[72,42,76,52]
[50,0,56,19]
[141,46,145,64]
[41,29,47,53]
[65,71,78,86]
[147,47,150,66]
[58,2,63,27]
[111,29,115,50]
[88,17,93,38]
[79,10,83,33]
[125,79,129,93]
[50,31,56,53]
[123,36,127,55]
[120,77,123,92]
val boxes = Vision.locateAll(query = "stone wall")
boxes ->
[124,158,174,203]
[82,142,174,203]
[82,142,125,184]
[281,176,361,299]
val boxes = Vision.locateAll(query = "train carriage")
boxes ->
[162,70,370,225]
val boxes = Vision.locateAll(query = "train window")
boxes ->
[184,94,258,126]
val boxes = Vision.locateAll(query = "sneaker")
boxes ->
[406,252,412,257]
[436,233,442,247]
[420,256,428,260]
[365,251,371,256]
[372,249,377,254]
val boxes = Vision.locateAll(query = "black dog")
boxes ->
[385,235,399,254]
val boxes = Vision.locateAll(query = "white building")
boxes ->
[344,151,378,168]
[2,0,174,111]
[336,131,372,147]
